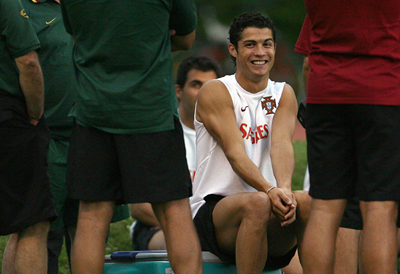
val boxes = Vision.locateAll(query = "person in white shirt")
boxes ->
[190,12,310,273]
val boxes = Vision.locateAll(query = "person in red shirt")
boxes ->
[300,1,400,273]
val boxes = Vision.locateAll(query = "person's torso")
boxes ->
[304,0,400,105]
[190,74,285,216]
[61,0,196,133]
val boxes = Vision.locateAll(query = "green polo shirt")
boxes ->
[0,0,40,98]
[22,0,75,139]
[61,0,197,134]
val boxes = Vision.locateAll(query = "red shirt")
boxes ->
[298,1,400,105]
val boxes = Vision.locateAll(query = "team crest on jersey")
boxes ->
[261,96,276,115]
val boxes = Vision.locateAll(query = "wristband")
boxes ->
[266,186,275,194]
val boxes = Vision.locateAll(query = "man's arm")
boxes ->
[270,84,298,225]
[130,203,160,227]
[170,29,196,52]
[302,56,310,95]
[15,50,44,126]
[196,80,294,218]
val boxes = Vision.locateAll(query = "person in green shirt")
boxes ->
[0,0,56,272]
[2,0,130,272]
[60,0,202,273]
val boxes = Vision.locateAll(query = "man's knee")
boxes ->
[243,192,271,222]
[294,191,311,219]
[360,200,398,224]
[19,220,50,239]
[78,200,115,222]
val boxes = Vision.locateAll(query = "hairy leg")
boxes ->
[71,201,114,274]
[302,198,346,274]
[333,227,360,274]
[152,198,202,274]
[15,220,50,274]
[360,201,398,274]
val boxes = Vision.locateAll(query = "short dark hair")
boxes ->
[228,12,276,63]
[176,56,222,87]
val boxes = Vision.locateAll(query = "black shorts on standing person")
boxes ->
[67,116,192,204]
[0,95,56,235]
[306,104,400,201]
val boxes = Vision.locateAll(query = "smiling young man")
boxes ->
[190,12,310,274]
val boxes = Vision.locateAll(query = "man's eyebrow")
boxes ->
[189,79,202,84]
[242,38,274,43]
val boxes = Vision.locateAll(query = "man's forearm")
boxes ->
[16,52,45,125]
[270,141,295,191]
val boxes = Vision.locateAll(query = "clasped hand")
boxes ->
[267,187,297,226]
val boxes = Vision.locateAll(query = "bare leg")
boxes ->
[213,192,271,274]
[2,233,18,274]
[14,220,50,274]
[360,201,398,274]
[282,191,311,274]
[71,201,114,274]
[148,230,166,250]
[282,250,303,274]
[152,198,202,274]
[302,198,347,274]
[334,227,360,274]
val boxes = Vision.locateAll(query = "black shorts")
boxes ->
[340,196,400,230]
[67,116,192,204]
[306,104,400,201]
[132,221,162,250]
[0,95,56,235]
[193,195,297,270]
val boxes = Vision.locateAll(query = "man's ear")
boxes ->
[228,43,237,58]
[175,84,183,99]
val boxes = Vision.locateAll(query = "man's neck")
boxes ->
[178,106,195,130]
[235,72,269,94]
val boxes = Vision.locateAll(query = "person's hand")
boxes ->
[280,191,297,226]
[267,187,296,226]
[30,118,39,126]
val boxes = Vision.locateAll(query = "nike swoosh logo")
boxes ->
[46,17,57,24]
[20,9,29,18]
[241,106,249,112]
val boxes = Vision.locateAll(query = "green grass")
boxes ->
[0,140,311,272]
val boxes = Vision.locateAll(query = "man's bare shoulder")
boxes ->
[196,79,233,123]
[197,79,231,104]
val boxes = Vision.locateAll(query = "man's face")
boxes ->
[176,69,218,115]
[229,27,276,82]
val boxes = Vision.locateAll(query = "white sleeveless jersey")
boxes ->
[190,74,285,216]
[181,122,196,182]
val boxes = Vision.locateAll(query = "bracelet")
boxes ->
[266,186,276,194]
